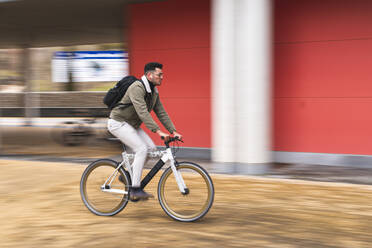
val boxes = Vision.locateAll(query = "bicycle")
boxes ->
[80,137,214,222]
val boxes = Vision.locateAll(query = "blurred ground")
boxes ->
[1,160,372,247]
[2,120,372,247]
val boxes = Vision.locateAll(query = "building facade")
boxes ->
[129,0,372,166]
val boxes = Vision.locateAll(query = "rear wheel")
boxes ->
[158,162,214,222]
[80,159,130,216]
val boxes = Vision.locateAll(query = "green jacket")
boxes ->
[109,76,176,133]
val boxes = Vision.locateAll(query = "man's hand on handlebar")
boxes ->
[156,130,183,142]
[156,130,170,141]
[173,131,182,140]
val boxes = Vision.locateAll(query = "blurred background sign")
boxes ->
[52,51,128,83]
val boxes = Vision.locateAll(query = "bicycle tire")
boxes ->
[80,159,131,216]
[158,162,214,222]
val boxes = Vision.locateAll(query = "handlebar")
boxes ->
[161,136,183,148]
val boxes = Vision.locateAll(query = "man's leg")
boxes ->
[107,119,154,200]
[107,119,148,189]
[136,128,157,151]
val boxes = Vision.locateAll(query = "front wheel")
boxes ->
[158,162,214,222]
[80,159,131,216]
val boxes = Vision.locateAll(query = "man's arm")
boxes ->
[153,96,176,134]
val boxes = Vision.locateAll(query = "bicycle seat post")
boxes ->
[121,144,127,161]
[121,144,134,178]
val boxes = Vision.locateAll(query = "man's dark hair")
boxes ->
[144,62,163,74]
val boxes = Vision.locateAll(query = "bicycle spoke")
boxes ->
[158,162,214,222]
[80,159,130,216]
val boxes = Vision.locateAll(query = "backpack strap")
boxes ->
[114,79,150,110]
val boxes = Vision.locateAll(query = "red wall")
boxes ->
[274,0,372,154]
[128,0,211,148]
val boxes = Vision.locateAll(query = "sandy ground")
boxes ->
[1,160,372,248]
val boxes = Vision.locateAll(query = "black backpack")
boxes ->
[103,76,147,110]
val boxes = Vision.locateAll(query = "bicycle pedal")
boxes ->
[130,198,141,202]
[118,175,125,183]
[130,197,149,202]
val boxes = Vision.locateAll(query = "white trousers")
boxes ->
[107,119,156,187]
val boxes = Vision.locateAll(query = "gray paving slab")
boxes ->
[2,122,372,185]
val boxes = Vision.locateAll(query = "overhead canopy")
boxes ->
[0,0,157,48]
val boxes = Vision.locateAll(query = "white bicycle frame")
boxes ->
[101,147,187,195]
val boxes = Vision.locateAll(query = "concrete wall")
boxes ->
[0,92,106,108]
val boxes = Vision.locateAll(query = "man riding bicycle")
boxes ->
[107,62,182,200]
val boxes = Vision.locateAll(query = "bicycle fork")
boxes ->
[166,149,188,194]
